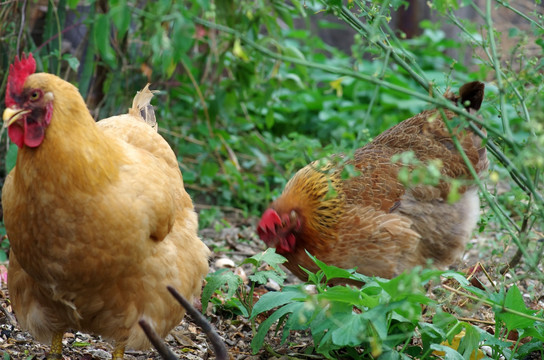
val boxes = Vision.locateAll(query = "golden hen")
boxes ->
[258,81,487,281]
[2,53,210,359]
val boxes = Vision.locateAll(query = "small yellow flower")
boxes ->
[489,171,500,183]
[433,331,484,359]
[233,38,250,62]
[329,77,345,97]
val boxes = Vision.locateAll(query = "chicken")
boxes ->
[2,53,210,359]
[258,81,487,281]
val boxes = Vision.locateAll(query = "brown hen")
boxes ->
[258,81,487,281]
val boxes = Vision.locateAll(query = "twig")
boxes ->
[479,263,498,292]
[49,0,63,75]
[500,215,530,275]
[194,202,246,215]
[457,317,495,326]
[184,183,218,192]
[0,303,18,328]
[34,21,83,54]
[138,319,178,360]
[494,0,544,31]
[263,343,307,360]
[167,286,228,360]
[178,58,213,138]
[139,287,228,360]
[158,128,207,145]
[16,0,26,54]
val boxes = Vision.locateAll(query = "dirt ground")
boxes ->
[0,213,542,360]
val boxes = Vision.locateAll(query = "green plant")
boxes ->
[240,252,543,359]
[202,248,287,318]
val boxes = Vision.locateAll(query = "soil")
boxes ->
[0,212,542,360]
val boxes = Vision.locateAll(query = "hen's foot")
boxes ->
[46,332,64,359]
[112,345,125,360]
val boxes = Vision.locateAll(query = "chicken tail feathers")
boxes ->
[444,81,488,175]
[458,81,484,111]
[129,84,159,131]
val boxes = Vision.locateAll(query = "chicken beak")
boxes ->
[3,107,31,127]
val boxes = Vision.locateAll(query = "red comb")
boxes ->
[257,209,281,235]
[6,53,36,107]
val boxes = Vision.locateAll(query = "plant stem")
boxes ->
[443,284,544,323]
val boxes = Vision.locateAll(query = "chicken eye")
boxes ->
[29,91,41,101]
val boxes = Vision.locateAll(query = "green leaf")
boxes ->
[93,14,117,68]
[265,110,275,128]
[201,161,219,179]
[201,269,242,313]
[110,0,131,40]
[522,324,544,341]
[496,285,536,332]
[78,4,96,98]
[224,297,249,317]
[171,15,194,63]
[242,248,287,267]
[441,270,471,287]
[316,286,364,307]
[251,302,305,353]
[72,341,91,347]
[67,0,80,8]
[283,45,308,78]
[517,339,544,358]
[249,270,284,286]
[62,54,80,71]
[420,322,447,352]
[447,179,462,203]
[430,344,464,359]
[457,325,482,359]
[306,251,363,282]
[330,313,367,347]
[5,144,17,173]
[361,305,390,341]
[283,300,317,333]
[476,328,513,357]
[250,286,306,319]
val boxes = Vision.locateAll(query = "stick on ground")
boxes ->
[138,319,178,360]
[139,286,228,360]
[167,286,228,360]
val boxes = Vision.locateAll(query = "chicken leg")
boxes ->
[47,332,126,359]
[46,333,63,359]
[112,345,126,359]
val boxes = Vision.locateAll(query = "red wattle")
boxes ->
[8,124,24,148]
[24,121,46,148]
